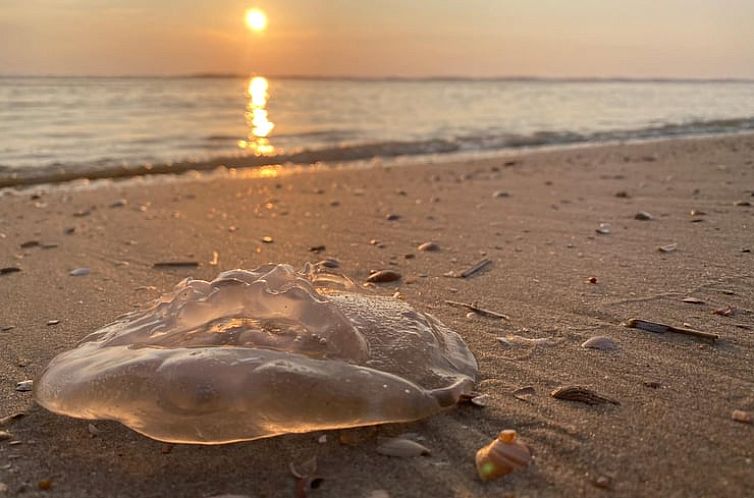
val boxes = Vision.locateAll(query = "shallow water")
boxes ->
[2,76,754,175]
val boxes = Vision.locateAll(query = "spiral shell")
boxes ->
[475,430,532,481]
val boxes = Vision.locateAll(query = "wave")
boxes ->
[5,75,754,84]
[2,116,754,188]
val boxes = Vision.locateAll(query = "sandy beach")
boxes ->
[1,134,753,497]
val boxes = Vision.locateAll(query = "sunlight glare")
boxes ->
[238,76,275,155]
[245,8,268,32]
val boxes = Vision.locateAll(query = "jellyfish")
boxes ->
[34,264,478,444]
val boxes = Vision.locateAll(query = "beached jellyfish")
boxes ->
[34,264,478,444]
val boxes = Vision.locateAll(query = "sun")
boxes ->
[245,8,268,32]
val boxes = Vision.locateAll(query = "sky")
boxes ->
[1,0,753,78]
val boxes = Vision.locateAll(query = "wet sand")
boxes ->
[1,134,753,497]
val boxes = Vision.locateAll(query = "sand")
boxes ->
[1,134,753,497]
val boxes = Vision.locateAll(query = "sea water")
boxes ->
[2,76,754,178]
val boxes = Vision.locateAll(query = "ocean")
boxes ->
[2,76,754,183]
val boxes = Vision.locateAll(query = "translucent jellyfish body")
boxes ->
[35,264,478,444]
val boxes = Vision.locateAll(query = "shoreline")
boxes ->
[3,128,754,190]
[1,133,752,497]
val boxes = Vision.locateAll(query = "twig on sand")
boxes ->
[445,300,510,320]
[605,292,678,306]
[152,261,200,269]
[443,258,492,278]
[624,318,719,342]
[0,412,25,427]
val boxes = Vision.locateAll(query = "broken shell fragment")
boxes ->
[634,211,654,221]
[470,394,490,407]
[512,386,536,401]
[595,223,611,235]
[551,386,619,405]
[731,410,752,424]
[316,258,340,269]
[289,456,318,479]
[475,430,532,481]
[682,297,705,304]
[366,270,401,283]
[498,335,562,347]
[376,437,431,457]
[658,243,678,253]
[34,264,477,444]
[417,241,440,252]
[581,336,617,350]
[69,267,91,277]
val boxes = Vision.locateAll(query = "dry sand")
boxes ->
[1,134,753,497]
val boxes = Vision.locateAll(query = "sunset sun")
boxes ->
[245,8,268,32]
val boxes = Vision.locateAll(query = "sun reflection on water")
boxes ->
[238,76,275,155]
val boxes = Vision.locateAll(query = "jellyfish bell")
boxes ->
[34,264,478,444]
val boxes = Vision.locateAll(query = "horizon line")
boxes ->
[1,73,754,83]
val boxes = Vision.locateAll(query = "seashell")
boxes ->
[475,430,532,481]
[469,394,489,407]
[634,211,654,221]
[551,386,619,405]
[498,335,562,347]
[658,243,677,253]
[376,437,431,457]
[289,456,318,478]
[581,336,617,350]
[366,270,401,283]
[316,258,340,269]
[731,410,752,424]
[593,475,612,489]
[69,267,91,277]
[595,223,611,235]
[15,380,33,392]
[417,241,440,252]
[512,386,535,401]
[682,297,704,304]
[713,306,736,317]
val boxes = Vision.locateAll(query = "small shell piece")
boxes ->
[366,270,402,283]
[475,430,532,481]
[376,437,431,457]
[581,336,617,351]
[417,241,440,252]
[731,410,752,425]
